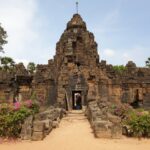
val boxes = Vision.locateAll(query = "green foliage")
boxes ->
[111,104,150,138]
[27,62,36,74]
[112,65,126,73]
[0,102,39,137]
[30,91,38,102]
[123,111,150,138]
[110,104,133,118]
[145,57,150,68]
[0,106,30,137]
[0,24,7,52]
[1,56,15,71]
[30,103,40,114]
[0,103,13,115]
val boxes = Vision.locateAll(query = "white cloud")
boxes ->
[103,49,115,57]
[100,46,149,67]
[0,0,39,65]
[122,53,132,62]
[15,59,29,68]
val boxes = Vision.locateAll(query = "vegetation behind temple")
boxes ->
[0,24,7,52]
[146,57,150,68]
[112,65,127,73]
[0,56,15,71]
[0,56,36,74]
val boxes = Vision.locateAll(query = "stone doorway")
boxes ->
[72,91,82,110]
[131,89,143,108]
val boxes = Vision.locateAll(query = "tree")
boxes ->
[113,65,126,73]
[145,57,150,68]
[0,24,7,53]
[27,62,36,74]
[1,56,15,71]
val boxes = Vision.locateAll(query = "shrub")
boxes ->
[110,104,133,119]
[0,103,13,115]
[0,106,31,137]
[30,102,40,114]
[123,110,150,138]
[110,104,150,138]
[112,65,126,74]
[0,101,39,138]
[14,102,21,111]
[24,100,33,108]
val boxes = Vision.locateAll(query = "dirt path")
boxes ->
[0,110,150,150]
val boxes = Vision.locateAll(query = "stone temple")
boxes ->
[0,13,150,110]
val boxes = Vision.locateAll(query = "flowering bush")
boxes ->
[14,102,21,111]
[110,104,133,118]
[24,100,33,108]
[123,110,150,138]
[0,103,13,114]
[30,102,40,114]
[110,104,150,138]
[0,101,39,137]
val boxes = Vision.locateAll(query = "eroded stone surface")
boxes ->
[0,13,149,110]
[20,107,65,141]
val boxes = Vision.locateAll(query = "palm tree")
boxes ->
[0,23,7,53]
[1,56,15,71]
[27,62,36,74]
[145,57,150,68]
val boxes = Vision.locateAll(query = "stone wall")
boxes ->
[0,63,32,103]
[0,13,150,111]
[21,107,66,141]
[86,101,122,138]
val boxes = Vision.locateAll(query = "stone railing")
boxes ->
[86,101,122,138]
[21,107,66,141]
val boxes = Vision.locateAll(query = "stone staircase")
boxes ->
[64,110,87,122]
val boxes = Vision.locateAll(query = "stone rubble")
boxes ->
[21,107,66,141]
[86,101,122,138]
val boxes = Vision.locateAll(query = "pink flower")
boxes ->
[24,100,32,108]
[13,102,21,111]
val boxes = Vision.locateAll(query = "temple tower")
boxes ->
[54,14,102,110]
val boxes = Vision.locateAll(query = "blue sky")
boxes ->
[0,0,150,67]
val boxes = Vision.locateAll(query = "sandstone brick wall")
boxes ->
[0,14,150,110]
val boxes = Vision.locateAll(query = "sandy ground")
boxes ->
[0,110,150,150]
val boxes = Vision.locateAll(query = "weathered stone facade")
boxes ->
[86,101,122,138]
[21,107,66,141]
[0,63,32,103]
[0,13,150,110]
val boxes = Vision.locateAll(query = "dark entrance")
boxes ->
[72,91,82,110]
[131,89,143,108]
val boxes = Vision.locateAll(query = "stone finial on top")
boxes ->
[67,14,87,30]
[76,1,79,14]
